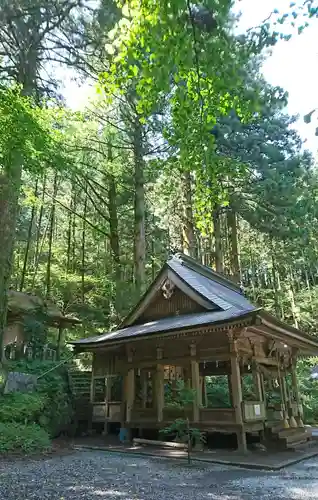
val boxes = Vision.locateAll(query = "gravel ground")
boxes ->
[1,450,318,500]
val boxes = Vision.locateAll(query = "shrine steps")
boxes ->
[265,426,312,451]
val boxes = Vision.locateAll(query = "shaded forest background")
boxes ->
[1,0,318,424]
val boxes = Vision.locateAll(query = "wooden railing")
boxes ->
[200,408,236,424]
[92,402,122,423]
[131,408,157,422]
[92,403,106,422]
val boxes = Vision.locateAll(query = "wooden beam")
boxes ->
[257,318,318,351]
[133,438,187,449]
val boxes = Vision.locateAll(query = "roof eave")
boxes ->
[258,311,318,351]
[69,310,259,352]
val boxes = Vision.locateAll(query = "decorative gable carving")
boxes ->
[161,278,175,299]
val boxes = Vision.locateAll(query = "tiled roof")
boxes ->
[71,308,256,346]
[71,253,259,347]
[168,255,254,312]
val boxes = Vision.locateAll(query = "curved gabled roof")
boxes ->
[71,253,259,348]
[70,254,318,353]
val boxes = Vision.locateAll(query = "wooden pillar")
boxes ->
[103,376,112,435]
[228,374,233,406]
[201,376,207,407]
[141,370,148,409]
[190,343,201,422]
[120,372,127,426]
[156,347,165,422]
[277,356,290,429]
[56,325,64,361]
[252,363,262,401]
[156,364,165,422]
[228,332,247,453]
[291,350,304,427]
[199,376,203,404]
[88,372,95,434]
[126,368,135,423]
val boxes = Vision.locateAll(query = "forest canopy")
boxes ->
[0,0,318,357]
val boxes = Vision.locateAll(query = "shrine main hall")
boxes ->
[71,253,318,452]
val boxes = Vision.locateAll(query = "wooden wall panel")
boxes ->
[136,287,207,324]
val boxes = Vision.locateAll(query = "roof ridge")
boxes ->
[172,253,242,293]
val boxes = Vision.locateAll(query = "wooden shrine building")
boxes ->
[71,254,318,452]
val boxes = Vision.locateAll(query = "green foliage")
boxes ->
[0,422,51,454]
[0,87,71,176]
[0,392,46,424]
[206,376,231,408]
[7,360,73,436]
[165,382,197,409]
[22,315,47,349]
[160,418,206,448]
[297,358,318,424]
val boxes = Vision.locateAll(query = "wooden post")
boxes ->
[156,347,165,422]
[103,376,112,435]
[277,355,290,429]
[88,370,95,435]
[201,376,207,407]
[56,324,64,361]
[228,332,247,453]
[120,372,127,427]
[126,368,135,423]
[156,365,165,422]
[252,363,262,401]
[228,374,233,406]
[141,370,148,409]
[189,343,201,422]
[191,359,200,421]
[291,350,304,427]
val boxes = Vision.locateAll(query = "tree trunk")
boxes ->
[133,119,146,293]
[227,207,241,284]
[20,179,38,292]
[288,269,298,328]
[107,173,121,312]
[213,207,223,273]
[0,160,23,360]
[270,242,282,319]
[181,171,197,258]
[81,189,88,305]
[71,191,77,272]
[66,185,74,273]
[33,174,46,263]
[46,173,58,299]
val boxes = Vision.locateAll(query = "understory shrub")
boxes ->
[4,360,73,437]
[0,422,51,454]
[0,392,46,423]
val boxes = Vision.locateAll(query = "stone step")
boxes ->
[277,428,306,439]
[287,439,311,451]
[283,432,309,446]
